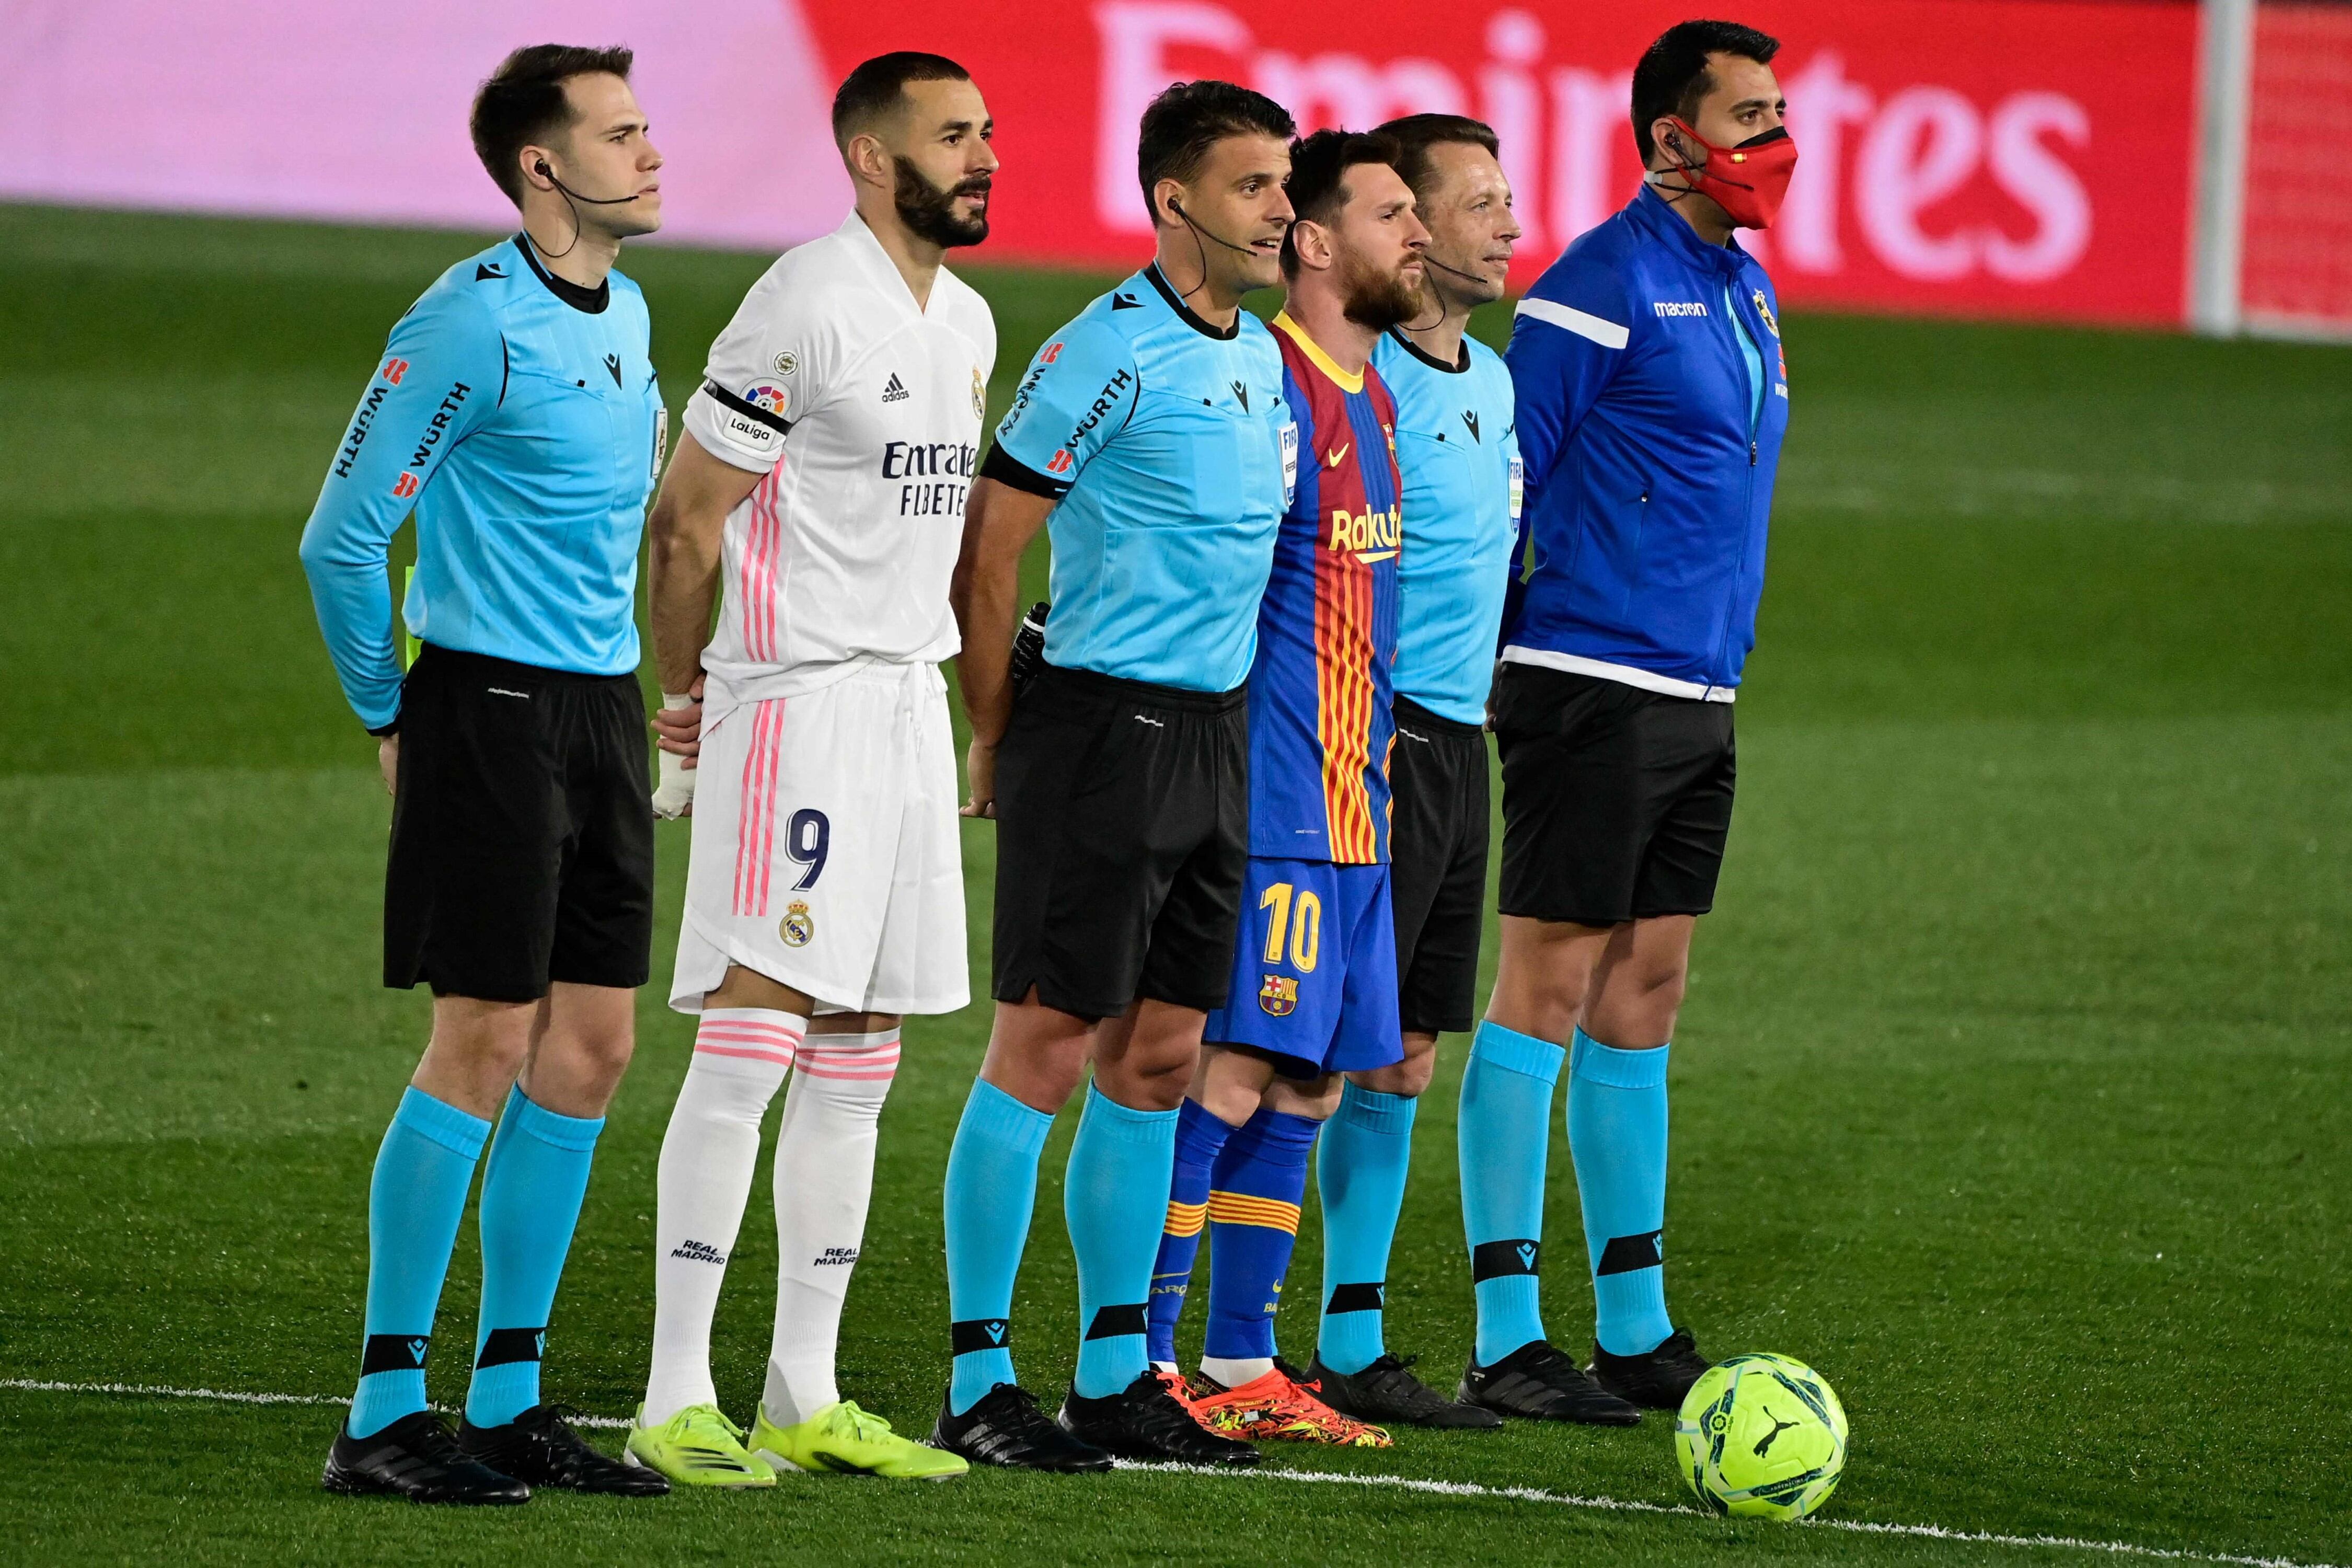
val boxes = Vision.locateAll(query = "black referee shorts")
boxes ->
[1388,697,1490,1035]
[990,663,1249,1021]
[385,644,655,1002]
[1493,661,1735,927]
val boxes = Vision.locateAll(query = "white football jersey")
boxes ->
[683,210,996,709]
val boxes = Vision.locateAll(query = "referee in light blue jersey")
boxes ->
[932,80,1299,1472]
[1470,21,1797,1419]
[298,45,670,1505]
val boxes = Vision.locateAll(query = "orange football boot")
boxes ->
[1187,1363,1392,1447]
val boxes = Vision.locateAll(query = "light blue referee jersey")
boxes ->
[1372,328,1522,725]
[298,234,665,731]
[987,264,1293,693]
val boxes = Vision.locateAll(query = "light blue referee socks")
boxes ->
[350,1086,489,1438]
[1315,1081,1417,1376]
[1567,1030,1675,1357]
[1066,1083,1179,1399]
[465,1086,604,1428]
[1458,1021,1565,1366]
[943,1078,1054,1414]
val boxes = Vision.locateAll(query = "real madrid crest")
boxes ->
[1751,289,1780,339]
[780,900,815,948]
[1258,974,1298,1017]
[971,366,987,421]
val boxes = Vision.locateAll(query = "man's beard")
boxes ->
[894,156,990,248]
[1340,251,1423,330]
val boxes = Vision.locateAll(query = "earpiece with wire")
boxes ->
[1165,194,1270,303]
[533,158,640,258]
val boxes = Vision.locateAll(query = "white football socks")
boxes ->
[1201,1355,1276,1389]
[760,1028,901,1426]
[641,1008,803,1426]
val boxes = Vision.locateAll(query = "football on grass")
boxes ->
[1674,1353,1848,1520]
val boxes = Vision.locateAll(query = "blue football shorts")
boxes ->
[1202,857,1403,1079]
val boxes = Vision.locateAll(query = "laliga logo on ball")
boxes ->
[1674,1353,1848,1520]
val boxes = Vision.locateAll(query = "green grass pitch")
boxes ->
[1,203,2347,1565]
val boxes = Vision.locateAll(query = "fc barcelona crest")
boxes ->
[781,900,815,949]
[1258,974,1298,1017]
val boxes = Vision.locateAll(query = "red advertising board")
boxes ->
[801,0,2201,326]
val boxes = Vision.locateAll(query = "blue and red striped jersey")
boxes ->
[1244,312,1403,864]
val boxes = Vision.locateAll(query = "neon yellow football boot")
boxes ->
[751,1400,969,1480]
[623,1402,777,1488]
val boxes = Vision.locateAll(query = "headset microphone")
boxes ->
[1169,197,1263,257]
[537,161,641,205]
[531,158,644,259]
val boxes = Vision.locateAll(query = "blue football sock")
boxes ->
[1458,1021,1565,1366]
[1066,1084,1179,1398]
[1202,1107,1320,1365]
[943,1079,1054,1414]
[464,1086,603,1428]
[1568,1030,1674,1357]
[1315,1082,1417,1375]
[349,1087,490,1438]
[1147,1099,1235,1366]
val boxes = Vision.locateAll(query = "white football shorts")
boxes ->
[670,662,968,1017]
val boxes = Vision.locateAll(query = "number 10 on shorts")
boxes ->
[1258,881,1321,973]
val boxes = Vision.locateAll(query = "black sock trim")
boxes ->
[1471,1238,1542,1281]
[951,1317,1011,1356]
[475,1327,547,1368]
[1324,1282,1386,1315]
[361,1333,432,1376]
[1083,1302,1148,1340]
[1595,1230,1664,1276]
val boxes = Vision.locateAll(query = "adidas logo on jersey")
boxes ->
[881,373,910,403]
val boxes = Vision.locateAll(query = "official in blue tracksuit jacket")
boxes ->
[1462,21,1795,1420]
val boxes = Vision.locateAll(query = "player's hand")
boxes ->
[652,673,704,766]
[961,737,997,820]
[377,733,400,797]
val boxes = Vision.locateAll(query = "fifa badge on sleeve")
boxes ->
[1279,420,1299,508]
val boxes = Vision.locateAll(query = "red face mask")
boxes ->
[1659,118,1797,229]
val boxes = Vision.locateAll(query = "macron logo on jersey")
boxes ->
[1653,301,1710,317]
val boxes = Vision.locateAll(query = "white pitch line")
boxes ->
[3,1380,2336,1567]
[0,1379,631,1429]
[1123,1464,2341,1568]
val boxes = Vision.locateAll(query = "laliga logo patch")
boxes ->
[1752,290,1780,339]
[745,384,790,417]
[971,366,986,421]
[1258,974,1298,1016]
[780,900,815,948]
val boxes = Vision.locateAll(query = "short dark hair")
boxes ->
[470,44,635,209]
[1279,128,1404,279]
[1136,79,1297,226]
[1375,113,1500,205]
[831,51,972,150]
[1629,20,1780,163]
